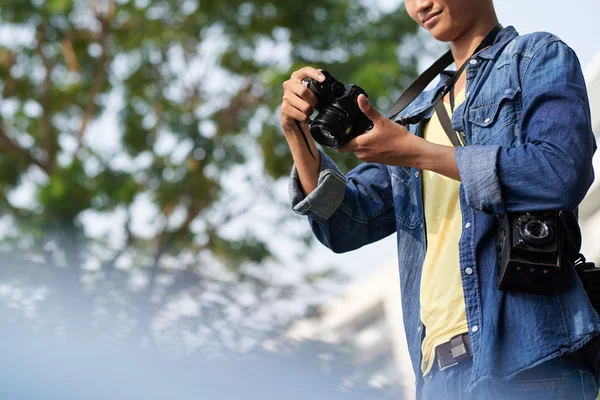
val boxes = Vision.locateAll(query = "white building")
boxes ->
[580,51,600,262]
[287,261,416,398]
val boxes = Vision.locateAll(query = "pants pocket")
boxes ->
[579,370,599,400]
[492,377,562,400]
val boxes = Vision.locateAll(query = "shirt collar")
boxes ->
[474,25,519,60]
[399,27,519,120]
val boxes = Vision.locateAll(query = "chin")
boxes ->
[427,25,460,43]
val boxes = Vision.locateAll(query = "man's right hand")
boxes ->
[280,67,325,133]
[279,67,325,196]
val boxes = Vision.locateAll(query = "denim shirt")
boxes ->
[288,26,599,393]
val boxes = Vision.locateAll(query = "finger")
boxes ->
[281,103,311,124]
[292,82,319,107]
[291,67,326,83]
[284,81,318,107]
[283,81,319,108]
[357,94,382,123]
[283,92,314,117]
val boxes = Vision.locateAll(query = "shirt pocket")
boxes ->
[390,166,419,229]
[468,87,522,146]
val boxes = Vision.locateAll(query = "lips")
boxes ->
[421,10,443,26]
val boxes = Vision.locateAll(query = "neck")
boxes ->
[450,15,499,68]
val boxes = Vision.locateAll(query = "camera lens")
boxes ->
[310,106,352,148]
[321,129,334,139]
[521,220,553,245]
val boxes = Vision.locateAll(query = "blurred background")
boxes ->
[0,0,598,399]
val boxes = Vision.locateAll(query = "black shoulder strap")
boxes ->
[385,50,454,120]
[386,25,503,148]
[435,101,465,147]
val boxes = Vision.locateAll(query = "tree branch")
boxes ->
[35,24,56,173]
[147,101,163,148]
[102,207,134,270]
[215,80,260,136]
[60,37,80,73]
[152,204,201,268]
[0,123,51,175]
[76,11,113,149]
[0,50,17,98]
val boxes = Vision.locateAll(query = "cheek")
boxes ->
[404,0,419,24]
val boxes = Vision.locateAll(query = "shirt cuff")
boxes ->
[288,150,347,221]
[455,145,505,213]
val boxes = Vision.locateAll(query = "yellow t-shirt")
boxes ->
[420,90,468,376]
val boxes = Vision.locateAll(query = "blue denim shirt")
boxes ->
[288,27,599,393]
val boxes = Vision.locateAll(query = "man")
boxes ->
[280,0,599,398]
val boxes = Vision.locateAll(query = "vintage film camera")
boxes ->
[302,71,373,148]
[496,211,561,295]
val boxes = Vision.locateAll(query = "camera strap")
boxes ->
[385,24,503,147]
[294,120,317,160]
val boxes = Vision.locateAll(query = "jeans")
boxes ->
[421,352,599,400]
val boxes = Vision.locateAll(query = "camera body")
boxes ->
[303,71,373,148]
[496,211,561,295]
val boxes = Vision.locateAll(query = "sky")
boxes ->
[313,0,600,282]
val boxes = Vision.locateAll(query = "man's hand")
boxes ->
[338,94,426,166]
[340,94,461,181]
[280,67,323,134]
[280,66,324,195]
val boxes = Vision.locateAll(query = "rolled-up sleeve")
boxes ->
[289,149,396,253]
[455,145,503,213]
[289,149,347,221]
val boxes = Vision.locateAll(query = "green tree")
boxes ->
[0,0,421,354]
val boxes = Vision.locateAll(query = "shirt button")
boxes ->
[420,223,424,229]
[465,222,471,229]
[469,59,478,65]
[415,171,420,178]
[417,325,422,332]
[466,91,470,98]
[484,117,491,124]
[465,267,473,275]
[471,325,479,333]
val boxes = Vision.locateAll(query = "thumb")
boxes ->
[357,94,381,122]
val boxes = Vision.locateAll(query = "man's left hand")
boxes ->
[338,94,426,167]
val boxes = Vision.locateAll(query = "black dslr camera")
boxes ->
[496,211,561,295]
[302,71,373,148]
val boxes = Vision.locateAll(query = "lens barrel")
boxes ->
[309,107,352,148]
[521,220,553,245]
